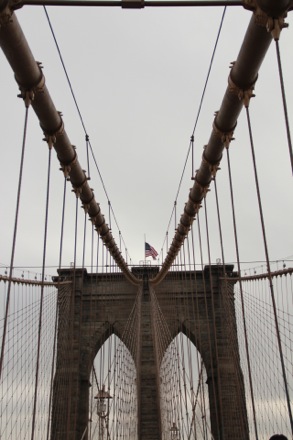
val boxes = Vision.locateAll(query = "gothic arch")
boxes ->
[51,266,249,440]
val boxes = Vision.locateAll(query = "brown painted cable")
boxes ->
[31,146,52,440]
[223,151,259,439]
[46,176,68,440]
[0,104,29,380]
[245,105,293,435]
[275,39,293,174]
[196,213,221,438]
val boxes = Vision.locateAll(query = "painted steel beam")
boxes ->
[6,0,293,11]
[9,0,244,8]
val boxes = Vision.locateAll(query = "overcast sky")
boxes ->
[0,3,292,276]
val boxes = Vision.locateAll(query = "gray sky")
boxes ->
[0,3,292,275]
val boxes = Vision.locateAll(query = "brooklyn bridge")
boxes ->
[0,0,292,438]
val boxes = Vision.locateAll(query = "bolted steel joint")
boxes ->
[244,0,289,36]
[72,177,87,198]
[266,16,289,40]
[213,120,235,149]
[82,195,94,213]
[194,175,210,199]
[42,118,64,149]
[17,89,34,108]
[43,134,56,150]
[90,215,98,226]
[59,150,77,177]
[17,66,45,107]
[72,186,82,198]
[228,75,256,107]
[202,148,221,177]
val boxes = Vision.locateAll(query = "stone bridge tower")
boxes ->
[51,265,249,440]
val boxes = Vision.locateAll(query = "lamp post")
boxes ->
[94,385,112,439]
[170,422,179,439]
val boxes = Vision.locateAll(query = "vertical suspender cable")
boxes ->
[191,135,194,179]
[73,197,79,268]
[85,134,91,179]
[31,145,52,440]
[66,195,79,439]
[197,214,221,438]
[58,178,67,270]
[245,105,293,435]
[82,210,87,268]
[174,201,177,231]
[225,150,259,439]
[73,195,81,433]
[96,234,100,272]
[0,104,29,380]
[190,226,208,438]
[203,198,224,438]
[46,176,67,440]
[91,222,94,271]
[108,201,112,231]
[213,178,225,267]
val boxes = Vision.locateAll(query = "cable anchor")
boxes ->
[202,146,221,178]
[72,176,87,198]
[228,74,255,108]
[17,64,45,108]
[72,186,82,198]
[82,194,94,213]
[17,89,34,108]
[193,174,210,199]
[43,134,55,150]
[266,17,288,41]
[213,118,235,149]
[243,0,289,32]
[42,117,64,150]
[59,149,77,177]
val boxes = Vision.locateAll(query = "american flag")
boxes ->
[145,242,158,260]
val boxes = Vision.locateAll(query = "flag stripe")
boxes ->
[145,242,158,260]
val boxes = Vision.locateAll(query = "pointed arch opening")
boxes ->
[160,332,211,439]
[88,334,138,440]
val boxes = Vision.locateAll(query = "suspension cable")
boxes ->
[46,176,68,440]
[224,150,259,439]
[159,6,227,256]
[274,38,293,174]
[43,6,133,263]
[196,213,221,438]
[245,104,293,435]
[31,145,52,440]
[0,103,30,380]
[203,197,224,437]
[65,196,79,439]
[82,209,87,268]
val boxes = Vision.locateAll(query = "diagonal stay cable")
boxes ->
[31,145,53,440]
[43,6,133,262]
[159,6,227,258]
[0,7,139,283]
[176,5,227,201]
[153,4,291,284]
[274,38,293,174]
